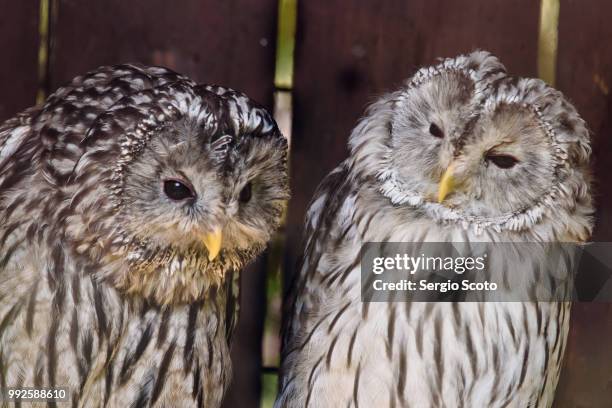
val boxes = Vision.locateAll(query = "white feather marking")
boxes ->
[0,125,29,167]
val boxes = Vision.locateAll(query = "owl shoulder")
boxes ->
[304,161,356,242]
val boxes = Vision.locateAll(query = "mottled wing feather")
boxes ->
[279,162,355,375]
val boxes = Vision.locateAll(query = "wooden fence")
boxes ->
[1,0,611,406]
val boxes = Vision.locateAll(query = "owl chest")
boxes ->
[335,301,570,407]
[83,296,234,408]
[0,268,234,408]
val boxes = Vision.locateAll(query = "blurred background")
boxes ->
[1,0,611,406]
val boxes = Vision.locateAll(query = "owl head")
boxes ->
[349,51,593,240]
[60,69,289,304]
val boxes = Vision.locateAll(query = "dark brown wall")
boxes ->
[555,0,612,405]
[0,1,40,122]
[50,0,277,108]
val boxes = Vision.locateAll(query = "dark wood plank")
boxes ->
[285,0,540,279]
[0,1,40,121]
[556,303,612,407]
[557,0,612,242]
[555,1,612,405]
[50,0,277,108]
[223,258,267,408]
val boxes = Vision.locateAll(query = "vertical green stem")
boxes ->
[275,0,297,90]
[538,0,560,86]
[36,0,50,104]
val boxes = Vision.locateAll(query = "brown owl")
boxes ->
[0,64,289,406]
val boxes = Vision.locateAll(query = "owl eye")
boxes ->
[163,179,195,201]
[239,182,252,203]
[429,123,444,138]
[486,153,519,169]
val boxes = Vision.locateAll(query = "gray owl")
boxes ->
[0,64,289,406]
[276,52,593,407]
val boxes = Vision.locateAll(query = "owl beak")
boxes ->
[202,229,223,261]
[437,163,456,203]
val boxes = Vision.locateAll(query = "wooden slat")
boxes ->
[50,0,277,108]
[557,303,612,407]
[285,0,540,280]
[49,2,278,405]
[555,0,612,405]
[223,259,267,407]
[556,0,612,242]
[0,1,40,121]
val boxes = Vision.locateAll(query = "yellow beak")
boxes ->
[437,163,456,203]
[202,229,223,261]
